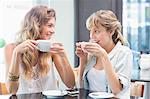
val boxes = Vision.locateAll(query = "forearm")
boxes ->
[8,50,20,74]
[7,49,20,94]
[78,58,86,88]
[54,53,75,88]
[62,59,75,88]
[101,55,122,94]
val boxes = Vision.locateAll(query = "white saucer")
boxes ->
[89,92,114,98]
[42,90,68,97]
[0,95,11,99]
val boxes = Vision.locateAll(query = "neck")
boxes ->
[105,41,115,53]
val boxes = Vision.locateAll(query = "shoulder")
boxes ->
[117,44,132,55]
[4,43,16,54]
[4,43,18,66]
[4,43,17,53]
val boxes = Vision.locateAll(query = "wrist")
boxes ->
[79,58,87,70]
[13,48,21,59]
[8,72,19,81]
[97,49,108,59]
[80,57,87,62]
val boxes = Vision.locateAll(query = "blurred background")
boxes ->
[0,0,150,92]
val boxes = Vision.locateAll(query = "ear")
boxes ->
[109,30,115,37]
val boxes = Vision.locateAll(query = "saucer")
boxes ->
[89,92,114,98]
[0,95,11,99]
[42,90,68,97]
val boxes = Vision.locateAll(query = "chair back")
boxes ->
[130,82,144,97]
[0,82,9,95]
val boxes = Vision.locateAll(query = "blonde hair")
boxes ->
[16,5,56,79]
[86,10,125,45]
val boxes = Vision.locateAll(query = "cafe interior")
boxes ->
[0,0,150,99]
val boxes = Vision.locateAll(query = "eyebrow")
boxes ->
[47,23,55,26]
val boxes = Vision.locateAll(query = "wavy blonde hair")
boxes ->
[86,10,125,45]
[15,5,56,79]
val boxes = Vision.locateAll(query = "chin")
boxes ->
[47,36,52,40]
[43,37,50,40]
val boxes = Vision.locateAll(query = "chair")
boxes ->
[130,81,144,98]
[73,68,79,88]
[73,68,79,79]
[0,82,9,95]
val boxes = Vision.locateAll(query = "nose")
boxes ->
[50,27,55,34]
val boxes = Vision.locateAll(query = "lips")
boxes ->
[96,40,100,44]
[46,34,52,37]
[46,34,51,36]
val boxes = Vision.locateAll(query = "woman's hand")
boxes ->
[50,43,65,56]
[14,40,38,54]
[83,42,107,58]
[75,42,88,66]
[75,42,87,59]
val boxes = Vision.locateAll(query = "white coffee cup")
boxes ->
[36,40,52,52]
[80,42,89,53]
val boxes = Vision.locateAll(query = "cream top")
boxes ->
[17,59,57,94]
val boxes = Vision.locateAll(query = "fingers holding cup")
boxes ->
[50,42,65,54]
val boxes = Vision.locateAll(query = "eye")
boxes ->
[95,30,100,34]
[48,24,52,27]
[89,29,100,34]
[47,24,55,28]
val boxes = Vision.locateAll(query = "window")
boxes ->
[123,0,150,52]
[123,0,150,70]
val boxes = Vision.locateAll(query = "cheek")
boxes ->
[97,34,103,41]
[40,37,49,40]
[97,34,109,45]
[39,33,46,39]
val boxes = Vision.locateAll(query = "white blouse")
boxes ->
[84,42,133,99]
[87,68,107,92]
[17,59,57,94]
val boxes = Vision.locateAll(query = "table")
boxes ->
[6,69,150,99]
[8,89,116,99]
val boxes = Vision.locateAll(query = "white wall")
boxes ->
[50,0,75,66]
[0,0,33,82]
[49,0,75,89]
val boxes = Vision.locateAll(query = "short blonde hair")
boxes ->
[86,10,125,45]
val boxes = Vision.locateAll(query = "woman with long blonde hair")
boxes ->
[4,5,75,94]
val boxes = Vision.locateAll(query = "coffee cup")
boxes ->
[80,42,89,53]
[36,40,52,52]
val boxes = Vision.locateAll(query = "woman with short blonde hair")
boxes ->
[76,10,132,99]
